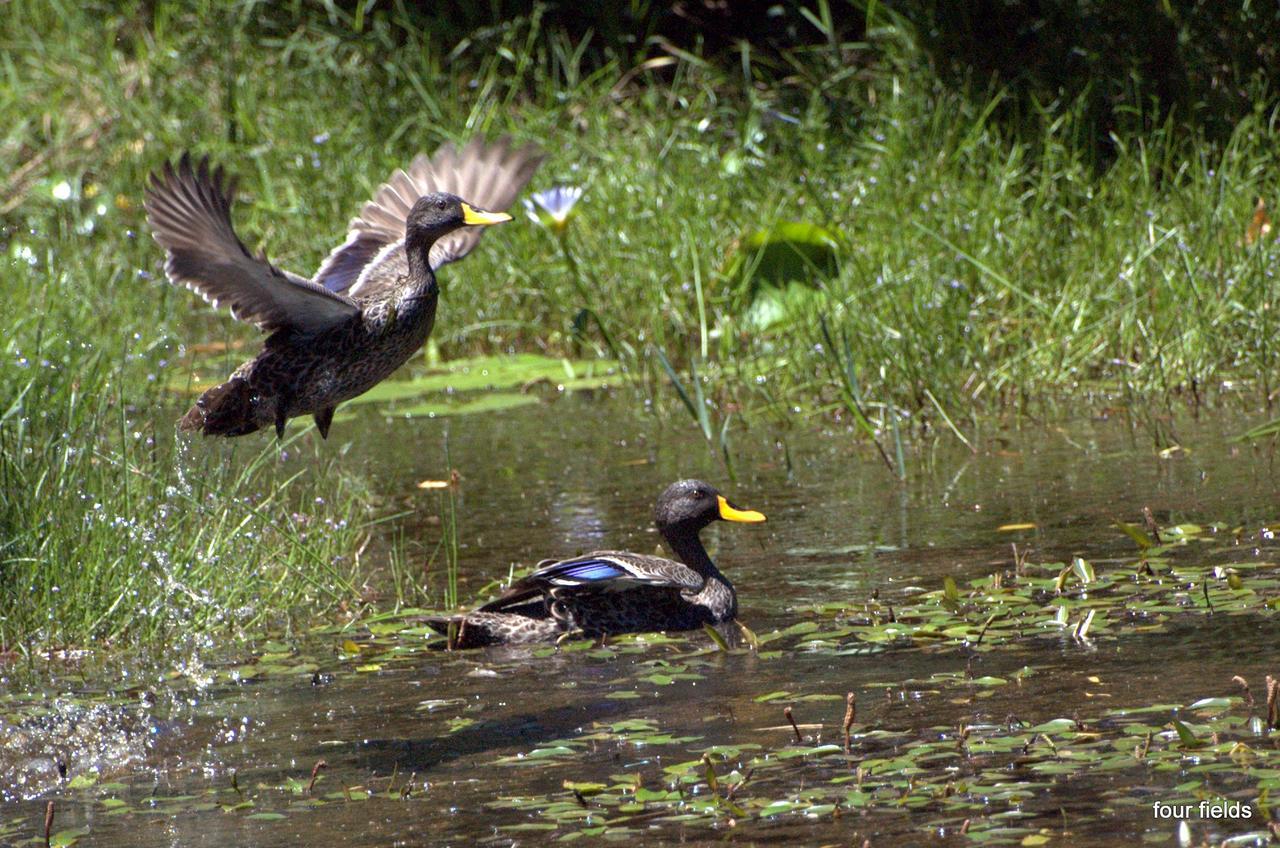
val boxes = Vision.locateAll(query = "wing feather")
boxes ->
[478,551,704,613]
[145,154,359,334]
[314,137,544,300]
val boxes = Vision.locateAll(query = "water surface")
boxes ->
[3,395,1279,846]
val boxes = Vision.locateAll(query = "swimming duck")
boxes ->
[145,137,543,438]
[430,480,766,648]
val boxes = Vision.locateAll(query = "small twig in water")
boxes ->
[700,753,719,796]
[1267,676,1280,729]
[1142,506,1162,544]
[1135,731,1151,760]
[1233,675,1255,708]
[385,762,399,796]
[1012,542,1029,575]
[976,613,1000,644]
[44,801,54,848]
[724,767,754,801]
[307,759,327,794]
[784,706,804,744]
[842,692,857,754]
[1073,609,1096,641]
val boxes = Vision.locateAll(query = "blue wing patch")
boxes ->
[546,558,629,584]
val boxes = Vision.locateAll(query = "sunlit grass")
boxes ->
[0,336,371,651]
[3,1,1280,647]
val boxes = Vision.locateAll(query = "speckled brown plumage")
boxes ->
[428,480,766,648]
[144,138,543,438]
[176,265,440,438]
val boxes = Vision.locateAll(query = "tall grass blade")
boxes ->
[654,346,704,433]
[923,388,976,453]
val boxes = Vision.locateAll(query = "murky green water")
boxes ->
[4,394,1280,846]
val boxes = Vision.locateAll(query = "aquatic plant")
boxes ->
[523,185,583,233]
[523,183,622,359]
[6,510,1280,843]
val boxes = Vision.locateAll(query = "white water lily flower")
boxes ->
[524,185,583,232]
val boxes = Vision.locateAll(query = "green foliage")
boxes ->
[4,1,1280,647]
[0,337,369,648]
[910,0,1280,149]
[725,221,844,331]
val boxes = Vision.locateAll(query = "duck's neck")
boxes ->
[404,226,442,283]
[661,524,737,621]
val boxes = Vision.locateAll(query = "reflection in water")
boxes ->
[3,396,1279,846]
[546,488,611,552]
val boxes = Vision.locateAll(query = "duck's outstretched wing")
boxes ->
[145,154,359,334]
[314,136,543,299]
[478,551,704,613]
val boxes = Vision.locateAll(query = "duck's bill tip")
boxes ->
[461,203,513,226]
[717,495,766,523]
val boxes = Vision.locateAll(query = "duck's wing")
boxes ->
[145,154,359,334]
[314,136,544,299]
[478,551,704,613]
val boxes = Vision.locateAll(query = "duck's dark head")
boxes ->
[654,479,766,534]
[405,192,511,245]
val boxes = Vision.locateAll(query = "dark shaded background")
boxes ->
[240,0,1278,151]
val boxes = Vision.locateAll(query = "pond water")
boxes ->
[3,392,1280,846]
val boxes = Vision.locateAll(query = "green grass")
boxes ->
[0,345,371,650]
[3,0,1280,648]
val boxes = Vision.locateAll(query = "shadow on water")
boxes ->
[3,394,1280,846]
[348,696,636,774]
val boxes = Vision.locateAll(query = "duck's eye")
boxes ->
[435,198,447,210]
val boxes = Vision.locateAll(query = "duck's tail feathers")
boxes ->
[180,376,263,437]
[424,617,490,650]
[424,613,561,649]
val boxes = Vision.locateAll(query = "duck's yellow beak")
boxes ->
[461,203,513,226]
[717,495,766,523]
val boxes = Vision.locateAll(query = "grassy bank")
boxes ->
[3,1,1280,649]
